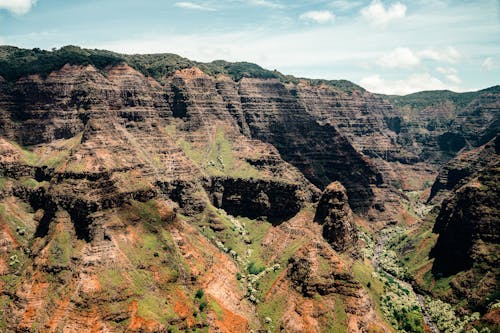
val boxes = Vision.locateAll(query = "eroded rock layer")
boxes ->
[314,182,358,252]
[0,62,393,332]
[0,47,498,332]
[430,136,499,310]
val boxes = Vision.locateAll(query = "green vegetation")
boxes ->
[198,60,281,81]
[352,261,385,310]
[174,127,260,179]
[195,289,204,299]
[378,227,410,279]
[389,216,451,296]
[196,205,302,329]
[113,171,152,193]
[380,85,500,109]
[115,204,188,311]
[198,301,208,312]
[0,177,7,190]
[248,262,265,275]
[207,297,224,320]
[0,45,124,81]
[6,140,38,165]
[424,296,480,333]
[198,207,270,269]
[356,223,429,332]
[130,200,162,227]
[358,228,376,259]
[0,200,35,244]
[64,160,87,173]
[0,45,367,94]
[378,271,424,333]
[331,297,347,333]
[0,200,34,320]
[256,294,287,331]
[368,218,488,333]
[20,177,43,189]
[137,294,171,324]
[307,78,366,94]
[36,134,82,168]
[0,45,279,82]
[99,269,124,291]
[48,228,73,267]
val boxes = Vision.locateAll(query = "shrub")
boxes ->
[248,262,265,275]
[195,289,204,299]
[199,301,207,311]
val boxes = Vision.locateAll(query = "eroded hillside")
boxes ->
[0,46,498,333]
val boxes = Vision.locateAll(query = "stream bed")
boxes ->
[373,230,440,333]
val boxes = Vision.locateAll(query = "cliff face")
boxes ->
[168,71,385,213]
[428,136,499,310]
[431,166,499,275]
[296,83,411,162]
[204,176,310,223]
[384,88,500,166]
[0,62,393,332]
[429,136,499,202]
[0,46,498,332]
[314,182,358,252]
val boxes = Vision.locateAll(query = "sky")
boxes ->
[0,0,499,95]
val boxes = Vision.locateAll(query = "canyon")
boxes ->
[0,46,498,333]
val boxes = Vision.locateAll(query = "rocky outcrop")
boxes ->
[259,210,388,333]
[204,176,316,223]
[384,87,500,166]
[431,157,500,276]
[314,182,358,252]
[429,135,499,202]
[166,69,385,214]
[429,140,499,310]
[449,91,500,147]
[287,242,359,297]
[296,82,415,163]
[236,78,384,213]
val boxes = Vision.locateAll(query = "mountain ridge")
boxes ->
[2,45,497,96]
[0,45,498,332]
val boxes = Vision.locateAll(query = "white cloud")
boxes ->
[360,73,461,95]
[174,2,215,11]
[419,46,461,63]
[91,28,377,71]
[330,0,363,11]
[481,57,497,71]
[87,1,496,93]
[436,66,461,83]
[299,10,335,24]
[0,0,37,15]
[360,0,406,26]
[247,0,284,9]
[376,46,461,68]
[377,47,420,68]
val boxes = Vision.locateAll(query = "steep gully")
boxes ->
[373,230,440,333]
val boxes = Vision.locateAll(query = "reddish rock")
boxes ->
[314,182,358,252]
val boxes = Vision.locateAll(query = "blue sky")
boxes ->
[0,0,499,94]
